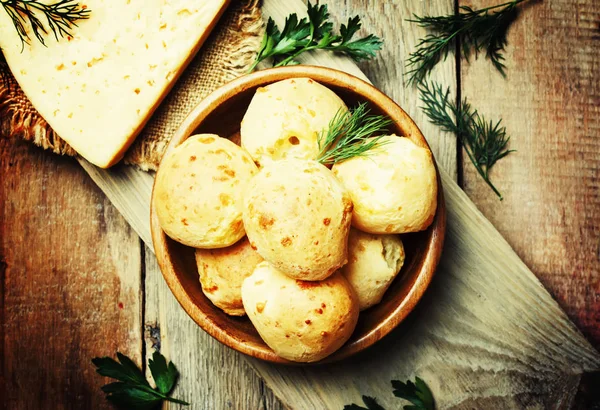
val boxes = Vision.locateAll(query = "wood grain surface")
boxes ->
[0,139,143,409]
[459,0,600,350]
[1,0,599,408]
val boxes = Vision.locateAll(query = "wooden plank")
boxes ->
[143,245,283,410]
[78,158,154,248]
[0,139,143,408]
[73,0,600,408]
[459,0,600,349]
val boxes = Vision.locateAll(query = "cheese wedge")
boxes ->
[0,0,229,168]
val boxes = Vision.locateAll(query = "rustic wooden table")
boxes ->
[1,0,598,408]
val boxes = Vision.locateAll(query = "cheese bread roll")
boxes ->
[155,134,257,248]
[242,262,359,363]
[243,158,353,281]
[240,78,348,166]
[195,237,264,316]
[332,135,437,234]
[341,229,405,310]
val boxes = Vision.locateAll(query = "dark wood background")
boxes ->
[1,0,598,408]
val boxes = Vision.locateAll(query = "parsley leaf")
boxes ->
[344,377,435,410]
[92,351,189,409]
[392,377,435,410]
[148,350,179,395]
[250,2,382,71]
[344,395,386,410]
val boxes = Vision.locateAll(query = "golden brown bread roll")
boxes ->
[240,78,348,167]
[195,237,264,316]
[332,135,437,234]
[242,262,359,362]
[155,134,258,248]
[242,158,353,280]
[341,228,405,310]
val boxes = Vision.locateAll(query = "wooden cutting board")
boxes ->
[78,0,600,408]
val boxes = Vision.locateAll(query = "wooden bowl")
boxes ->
[150,66,446,364]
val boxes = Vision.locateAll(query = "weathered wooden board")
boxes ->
[459,0,600,350]
[0,139,142,408]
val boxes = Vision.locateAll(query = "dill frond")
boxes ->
[1,0,90,48]
[406,0,526,84]
[317,103,393,166]
[418,80,514,199]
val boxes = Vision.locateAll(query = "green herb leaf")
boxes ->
[93,351,189,410]
[418,80,514,199]
[306,1,333,42]
[392,377,435,410]
[92,353,149,387]
[406,0,527,84]
[344,395,386,410]
[1,0,91,49]
[250,1,382,71]
[101,383,161,410]
[148,350,178,395]
[344,377,435,410]
[316,102,393,166]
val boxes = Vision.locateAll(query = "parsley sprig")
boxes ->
[1,0,90,49]
[317,102,393,166]
[92,351,189,410]
[419,81,514,199]
[406,0,526,84]
[250,2,382,72]
[345,377,435,410]
[392,378,435,410]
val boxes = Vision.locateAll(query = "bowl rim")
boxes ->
[150,65,446,364]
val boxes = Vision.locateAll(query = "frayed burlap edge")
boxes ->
[0,79,77,156]
[222,0,264,80]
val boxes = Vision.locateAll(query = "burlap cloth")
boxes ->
[0,0,263,171]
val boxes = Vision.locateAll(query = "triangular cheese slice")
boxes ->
[0,0,229,168]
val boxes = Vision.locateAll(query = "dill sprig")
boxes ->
[1,0,91,49]
[406,0,526,84]
[250,2,382,72]
[419,81,513,199]
[317,102,393,166]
